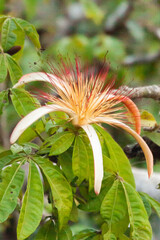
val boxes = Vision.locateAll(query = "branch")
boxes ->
[119,85,160,100]
[123,51,160,66]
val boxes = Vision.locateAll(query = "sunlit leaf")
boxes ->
[0,54,7,82]
[1,18,25,59]
[101,180,128,235]
[72,135,88,184]
[122,181,152,239]
[0,90,8,114]
[95,125,135,188]
[0,162,25,223]
[11,88,40,117]
[103,231,116,240]
[141,110,157,129]
[48,131,75,156]
[17,161,43,240]
[139,193,152,217]
[5,54,22,84]
[34,156,73,229]
[15,18,41,49]
[58,149,74,182]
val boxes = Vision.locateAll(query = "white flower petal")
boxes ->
[10,104,74,144]
[13,72,64,91]
[82,124,103,195]
[95,117,153,178]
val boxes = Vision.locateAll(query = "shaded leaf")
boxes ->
[0,162,25,222]
[58,149,74,182]
[73,229,97,240]
[140,192,160,217]
[139,193,152,217]
[34,220,56,240]
[58,226,72,240]
[103,231,116,240]
[33,156,73,229]
[17,161,43,240]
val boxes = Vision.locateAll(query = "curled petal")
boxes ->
[82,124,103,195]
[13,72,65,91]
[95,117,153,178]
[10,104,74,144]
[107,94,141,135]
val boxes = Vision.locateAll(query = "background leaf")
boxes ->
[34,220,56,240]
[0,54,7,82]
[6,54,22,84]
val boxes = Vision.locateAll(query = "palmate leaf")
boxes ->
[0,161,25,223]
[94,125,135,188]
[1,18,25,60]
[121,182,152,240]
[15,18,41,49]
[100,179,128,236]
[34,220,56,240]
[17,161,44,240]
[72,135,88,184]
[33,156,73,229]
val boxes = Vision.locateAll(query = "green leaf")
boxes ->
[0,15,7,29]
[34,220,56,240]
[143,131,160,146]
[0,90,8,114]
[69,200,78,222]
[0,152,20,175]
[15,18,41,49]
[79,172,114,212]
[140,110,157,129]
[139,193,152,217]
[11,143,24,154]
[140,192,160,217]
[11,88,40,117]
[17,161,43,240]
[80,0,104,25]
[0,161,25,222]
[100,180,128,235]
[1,18,25,59]
[121,182,152,240]
[5,54,22,84]
[33,156,73,229]
[47,131,75,156]
[58,149,74,182]
[72,135,88,184]
[73,229,97,240]
[94,125,135,188]
[58,226,73,240]
[103,232,116,240]
[0,54,7,82]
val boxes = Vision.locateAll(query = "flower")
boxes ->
[10,59,153,195]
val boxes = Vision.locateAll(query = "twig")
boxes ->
[119,85,160,100]
[123,51,160,66]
